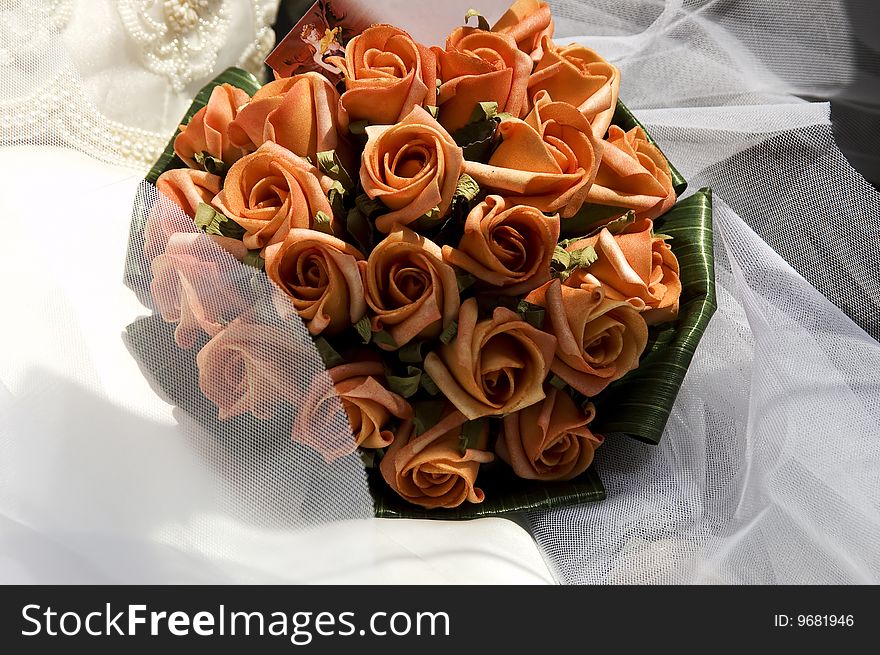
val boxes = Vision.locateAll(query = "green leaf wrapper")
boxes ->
[590,189,716,443]
[194,203,245,240]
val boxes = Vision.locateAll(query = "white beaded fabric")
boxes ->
[0,0,279,170]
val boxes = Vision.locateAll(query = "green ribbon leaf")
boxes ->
[569,246,598,269]
[454,173,480,203]
[469,101,499,124]
[411,206,444,231]
[516,300,546,329]
[355,193,387,219]
[439,320,458,345]
[194,203,246,240]
[385,366,423,399]
[458,418,486,455]
[412,399,445,437]
[313,210,334,235]
[314,337,344,369]
[426,105,440,119]
[420,370,440,396]
[464,9,491,31]
[193,151,228,176]
[242,250,264,270]
[456,272,477,294]
[398,341,428,364]
[327,180,347,219]
[550,244,597,281]
[450,104,502,162]
[586,210,637,238]
[316,150,354,190]
[359,449,377,469]
[348,120,369,136]
[548,374,568,391]
[354,316,373,344]
[346,206,374,254]
[372,330,398,350]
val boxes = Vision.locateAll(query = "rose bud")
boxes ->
[360,106,465,233]
[174,83,250,170]
[564,219,682,324]
[424,297,557,420]
[587,125,677,220]
[442,195,559,295]
[529,37,620,139]
[196,319,301,421]
[150,233,246,349]
[491,0,555,62]
[465,90,603,218]
[212,141,336,252]
[432,26,532,133]
[294,360,413,463]
[526,279,648,397]
[264,228,367,336]
[326,24,437,126]
[155,168,221,218]
[227,72,350,164]
[363,227,460,349]
[497,386,603,481]
[380,409,494,510]
[147,169,243,263]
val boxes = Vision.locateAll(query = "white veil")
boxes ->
[528,0,880,584]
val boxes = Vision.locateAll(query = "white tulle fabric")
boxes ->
[529,0,880,584]
[2,0,879,585]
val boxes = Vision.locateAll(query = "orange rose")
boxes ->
[491,0,554,62]
[212,141,336,252]
[363,227,459,349]
[424,298,557,420]
[326,24,437,126]
[442,195,559,295]
[155,168,221,218]
[465,90,603,218]
[529,37,620,139]
[264,228,367,336]
[174,83,250,170]
[147,170,247,263]
[526,279,648,397]
[196,318,300,421]
[150,233,245,349]
[360,106,465,233]
[497,386,603,481]
[294,360,413,463]
[227,72,348,163]
[587,125,677,220]
[565,219,682,324]
[379,409,494,509]
[432,26,532,134]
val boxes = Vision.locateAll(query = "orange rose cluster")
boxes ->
[151,0,683,510]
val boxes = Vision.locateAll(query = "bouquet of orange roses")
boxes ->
[126,0,715,517]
